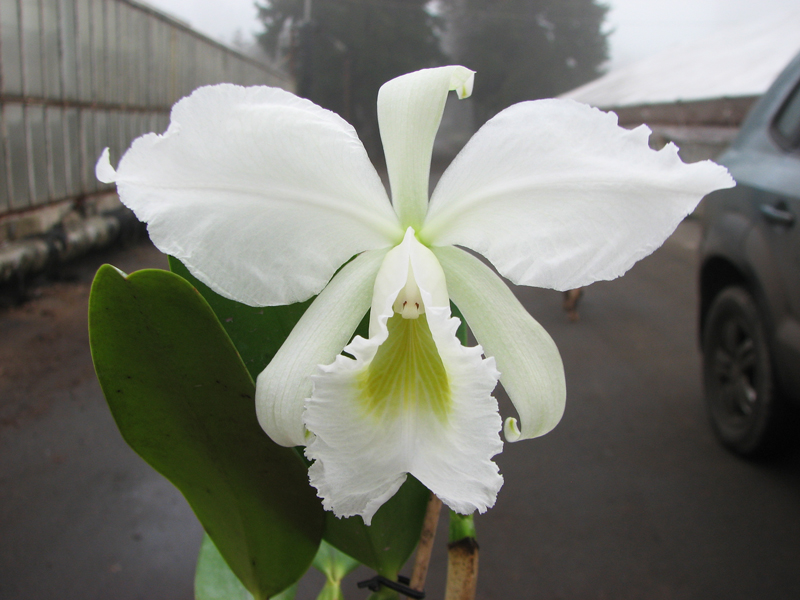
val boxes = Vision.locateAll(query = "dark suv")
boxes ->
[699,50,800,456]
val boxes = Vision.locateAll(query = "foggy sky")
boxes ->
[607,0,799,68]
[143,0,800,69]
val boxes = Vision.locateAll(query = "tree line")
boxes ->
[256,0,609,159]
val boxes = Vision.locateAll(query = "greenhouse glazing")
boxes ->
[0,0,290,217]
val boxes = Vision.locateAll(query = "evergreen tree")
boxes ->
[256,0,445,159]
[442,0,609,124]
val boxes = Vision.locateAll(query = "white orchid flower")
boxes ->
[97,66,734,525]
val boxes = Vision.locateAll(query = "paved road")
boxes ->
[1,221,799,600]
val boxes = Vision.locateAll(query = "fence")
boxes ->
[0,0,290,220]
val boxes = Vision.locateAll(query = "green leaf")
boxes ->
[271,583,300,600]
[168,257,312,380]
[195,535,299,600]
[196,534,253,600]
[316,580,346,600]
[323,476,429,579]
[313,540,361,580]
[89,265,324,600]
[312,541,361,600]
[451,301,468,345]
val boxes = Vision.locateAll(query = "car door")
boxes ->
[760,78,800,398]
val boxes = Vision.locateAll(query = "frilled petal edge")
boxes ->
[434,245,566,442]
[255,249,388,447]
[104,84,402,307]
[423,99,735,291]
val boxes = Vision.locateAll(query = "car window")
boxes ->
[773,81,800,150]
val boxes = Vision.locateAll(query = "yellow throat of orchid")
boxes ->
[359,263,451,421]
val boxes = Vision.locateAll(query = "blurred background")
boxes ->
[1,1,800,599]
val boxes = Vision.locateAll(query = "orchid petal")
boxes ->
[305,231,503,524]
[378,66,474,230]
[104,84,402,306]
[422,99,735,291]
[434,245,566,442]
[255,249,388,447]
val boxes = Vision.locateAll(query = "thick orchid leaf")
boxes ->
[195,534,254,600]
[195,534,299,600]
[169,256,312,380]
[323,475,429,578]
[272,584,300,600]
[89,266,324,600]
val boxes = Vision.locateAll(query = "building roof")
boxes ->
[561,9,800,108]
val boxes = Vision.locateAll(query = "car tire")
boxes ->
[702,286,783,456]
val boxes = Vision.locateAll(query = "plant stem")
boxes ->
[444,511,479,600]
[448,511,477,541]
[407,493,442,596]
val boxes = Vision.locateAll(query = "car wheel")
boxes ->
[702,286,781,456]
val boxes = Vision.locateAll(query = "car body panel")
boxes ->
[699,50,800,408]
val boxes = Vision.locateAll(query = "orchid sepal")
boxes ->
[421,98,735,291]
[379,66,475,230]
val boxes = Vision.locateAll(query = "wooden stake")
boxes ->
[444,537,479,600]
[407,493,442,596]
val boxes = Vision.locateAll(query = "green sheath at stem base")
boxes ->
[448,511,477,542]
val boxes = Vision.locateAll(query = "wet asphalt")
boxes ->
[1,220,799,600]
